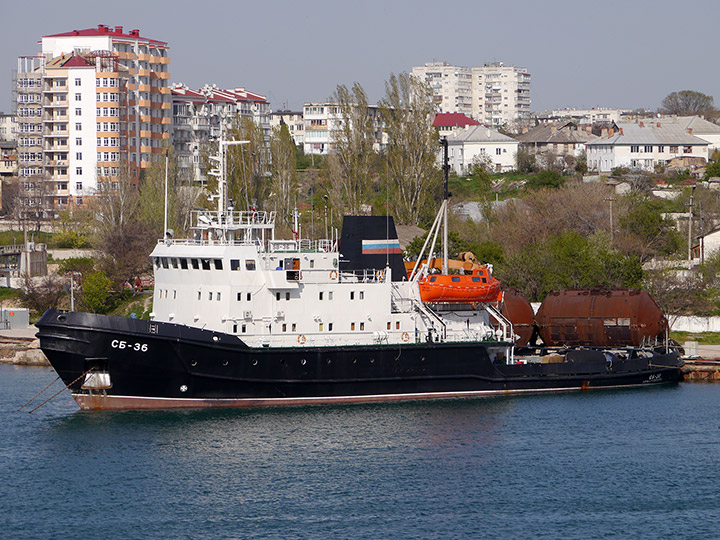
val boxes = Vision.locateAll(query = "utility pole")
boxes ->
[604,197,616,247]
[688,186,696,263]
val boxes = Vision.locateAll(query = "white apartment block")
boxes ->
[269,110,305,146]
[471,63,531,127]
[586,121,709,173]
[412,61,531,128]
[412,62,473,117]
[303,102,384,155]
[0,113,17,142]
[171,84,270,183]
[15,25,171,215]
[444,125,519,174]
[535,108,630,125]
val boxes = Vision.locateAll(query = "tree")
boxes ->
[497,232,642,301]
[515,149,537,173]
[705,161,720,179]
[19,273,65,313]
[616,195,682,262]
[328,82,378,215]
[81,271,115,314]
[379,73,441,225]
[269,123,299,223]
[660,90,718,118]
[223,116,268,210]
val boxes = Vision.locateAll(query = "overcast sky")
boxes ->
[3,0,718,114]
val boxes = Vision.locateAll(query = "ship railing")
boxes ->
[339,268,386,283]
[191,209,276,229]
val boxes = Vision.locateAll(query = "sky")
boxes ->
[2,0,719,115]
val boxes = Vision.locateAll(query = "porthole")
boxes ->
[370,358,375,363]
[57,315,66,322]
[212,335,219,342]
[252,359,258,366]
[301,358,307,365]
[326,359,331,365]
[190,360,197,366]
[222,360,228,366]
[180,385,188,392]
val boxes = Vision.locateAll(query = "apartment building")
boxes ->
[303,102,385,155]
[586,121,709,173]
[471,63,531,127]
[270,110,305,146]
[412,61,531,128]
[444,125,518,174]
[411,62,473,117]
[15,24,171,216]
[171,83,270,183]
[0,113,17,141]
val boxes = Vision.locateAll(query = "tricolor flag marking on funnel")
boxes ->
[362,239,402,255]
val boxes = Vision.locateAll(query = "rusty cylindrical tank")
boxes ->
[500,287,535,346]
[536,289,668,347]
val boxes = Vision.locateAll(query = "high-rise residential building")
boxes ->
[411,62,473,117]
[412,61,531,128]
[471,63,531,127]
[171,83,270,183]
[15,24,170,215]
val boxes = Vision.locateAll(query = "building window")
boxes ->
[76,167,82,175]
[496,148,502,155]
[684,146,692,153]
[76,197,83,205]
[74,78,81,86]
[76,182,82,190]
[75,93,81,101]
[658,146,664,153]
[76,152,82,160]
[644,145,653,153]
[630,146,639,153]
[75,123,81,130]
[75,108,81,116]
[670,146,678,153]
[76,137,82,145]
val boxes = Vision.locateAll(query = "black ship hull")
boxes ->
[35,310,685,410]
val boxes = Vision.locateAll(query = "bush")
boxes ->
[81,271,115,314]
[58,257,95,275]
[526,169,565,189]
[54,230,91,248]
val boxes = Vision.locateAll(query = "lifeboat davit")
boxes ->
[418,268,501,303]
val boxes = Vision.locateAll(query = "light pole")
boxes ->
[69,272,81,311]
[688,186,696,263]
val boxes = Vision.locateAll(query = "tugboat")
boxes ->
[34,138,685,410]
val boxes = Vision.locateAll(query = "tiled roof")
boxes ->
[433,112,480,128]
[45,52,94,68]
[44,25,167,46]
[171,84,268,104]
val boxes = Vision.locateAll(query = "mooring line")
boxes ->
[27,369,94,414]
[17,376,60,412]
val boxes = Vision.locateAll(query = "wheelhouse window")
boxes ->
[180,258,188,270]
[245,260,256,271]
[191,258,199,270]
[201,259,211,270]
[231,259,240,271]
[213,259,223,270]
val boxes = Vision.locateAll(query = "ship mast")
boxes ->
[441,137,449,275]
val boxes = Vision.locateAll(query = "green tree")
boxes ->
[81,271,114,314]
[705,160,720,179]
[327,82,378,215]
[660,90,718,118]
[269,123,299,221]
[616,195,683,262]
[515,149,538,173]
[379,73,441,225]
[224,116,268,209]
[497,232,642,301]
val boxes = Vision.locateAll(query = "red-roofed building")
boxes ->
[15,25,171,217]
[433,113,481,134]
[171,83,270,182]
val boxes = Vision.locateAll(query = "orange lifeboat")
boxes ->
[418,268,501,303]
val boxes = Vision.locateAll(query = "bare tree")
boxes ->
[660,90,718,118]
[379,73,441,225]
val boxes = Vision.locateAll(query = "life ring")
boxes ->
[298,334,306,345]
[401,332,409,342]
[376,270,385,281]
[330,270,338,281]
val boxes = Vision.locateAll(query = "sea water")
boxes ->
[2,364,719,540]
